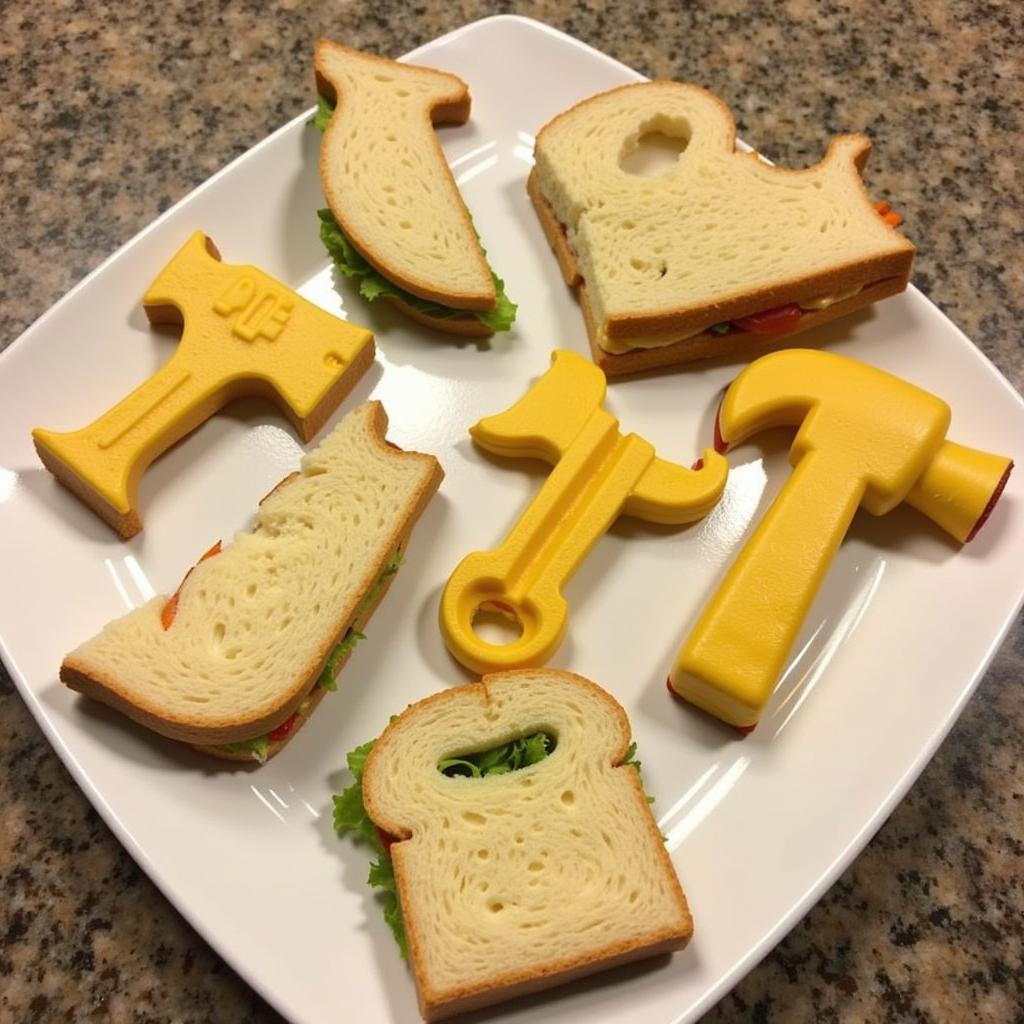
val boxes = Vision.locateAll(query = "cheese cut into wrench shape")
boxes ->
[441,349,728,674]
[669,349,1014,730]
[33,232,375,537]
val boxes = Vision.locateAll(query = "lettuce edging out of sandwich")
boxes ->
[311,96,517,333]
[332,730,653,957]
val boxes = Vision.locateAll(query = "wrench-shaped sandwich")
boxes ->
[441,349,728,674]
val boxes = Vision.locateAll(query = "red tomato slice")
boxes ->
[268,713,299,742]
[733,303,804,337]
[160,540,222,630]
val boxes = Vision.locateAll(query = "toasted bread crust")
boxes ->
[315,40,496,313]
[528,168,911,377]
[61,402,444,748]
[585,276,910,377]
[363,669,693,1021]
[530,79,914,353]
[387,296,494,338]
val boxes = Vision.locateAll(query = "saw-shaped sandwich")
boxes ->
[59,403,443,763]
[530,81,914,376]
[314,41,516,336]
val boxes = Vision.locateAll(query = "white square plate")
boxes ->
[1,15,1022,1024]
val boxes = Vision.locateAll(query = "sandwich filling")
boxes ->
[333,732,652,956]
[596,280,890,353]
[313,97,517,332]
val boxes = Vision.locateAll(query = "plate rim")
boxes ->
[2,13,1022,1024]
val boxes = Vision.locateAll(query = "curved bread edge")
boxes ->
[61,403,444,747]
[193,529,409,763]
[387,296,494,338]
[316,40,496,312]
[363,668,693,1022]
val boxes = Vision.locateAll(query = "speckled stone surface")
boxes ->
[1,1,1022,1021]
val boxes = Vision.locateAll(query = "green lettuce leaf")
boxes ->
[334,728,657,959]
[318,209,516,331]
[333,737,408,957]
[225,734,269,763]
[311,94,515,332]
[318,630,365,692]
[309,94,334,132]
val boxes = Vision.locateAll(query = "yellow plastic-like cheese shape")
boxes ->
[669,349,1013,729]
[32,232,374,537]
[440,349,728,674]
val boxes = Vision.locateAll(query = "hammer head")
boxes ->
[718,349,950,515]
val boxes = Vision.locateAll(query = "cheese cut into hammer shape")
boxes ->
[669,349,1013,730]
[531,82,915,375]
[32,232,374,537]
[362,669,693,1021]
[315,41,497,317]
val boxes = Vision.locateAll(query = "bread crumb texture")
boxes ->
[534,82,912,350]
[317,43,494,307]
[64,403,437,732]
[364,670,691,1013]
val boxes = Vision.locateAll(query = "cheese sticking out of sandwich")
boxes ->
[314,41,516,336]
[530,81,914,376]
[351,668,692,1021]
[59,403,443,762]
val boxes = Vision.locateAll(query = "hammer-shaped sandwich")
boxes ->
[530,82,914,376]
[314,41,516,336]
[59,403,443,763]
[669,349,1013,730]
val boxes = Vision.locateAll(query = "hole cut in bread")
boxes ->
[531,81,914,375]
[363,669,692,1021]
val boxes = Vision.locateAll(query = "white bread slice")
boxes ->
[315,40,497,315]
[531,82,914,371]
[363,669,692,1021]
[60,403,443,752]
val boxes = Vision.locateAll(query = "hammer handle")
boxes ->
[33,353,223,525]
[670,453,864,727]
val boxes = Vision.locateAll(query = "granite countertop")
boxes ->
[1,1,1022,1021]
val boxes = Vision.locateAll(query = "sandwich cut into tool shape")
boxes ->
[359,668,693,1021]
[58,402,443,762]
[32,232,375,537]
[669,349,1014,730]
[440,349,728,674]
[530,81,914,376]
[314,40,516,336]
